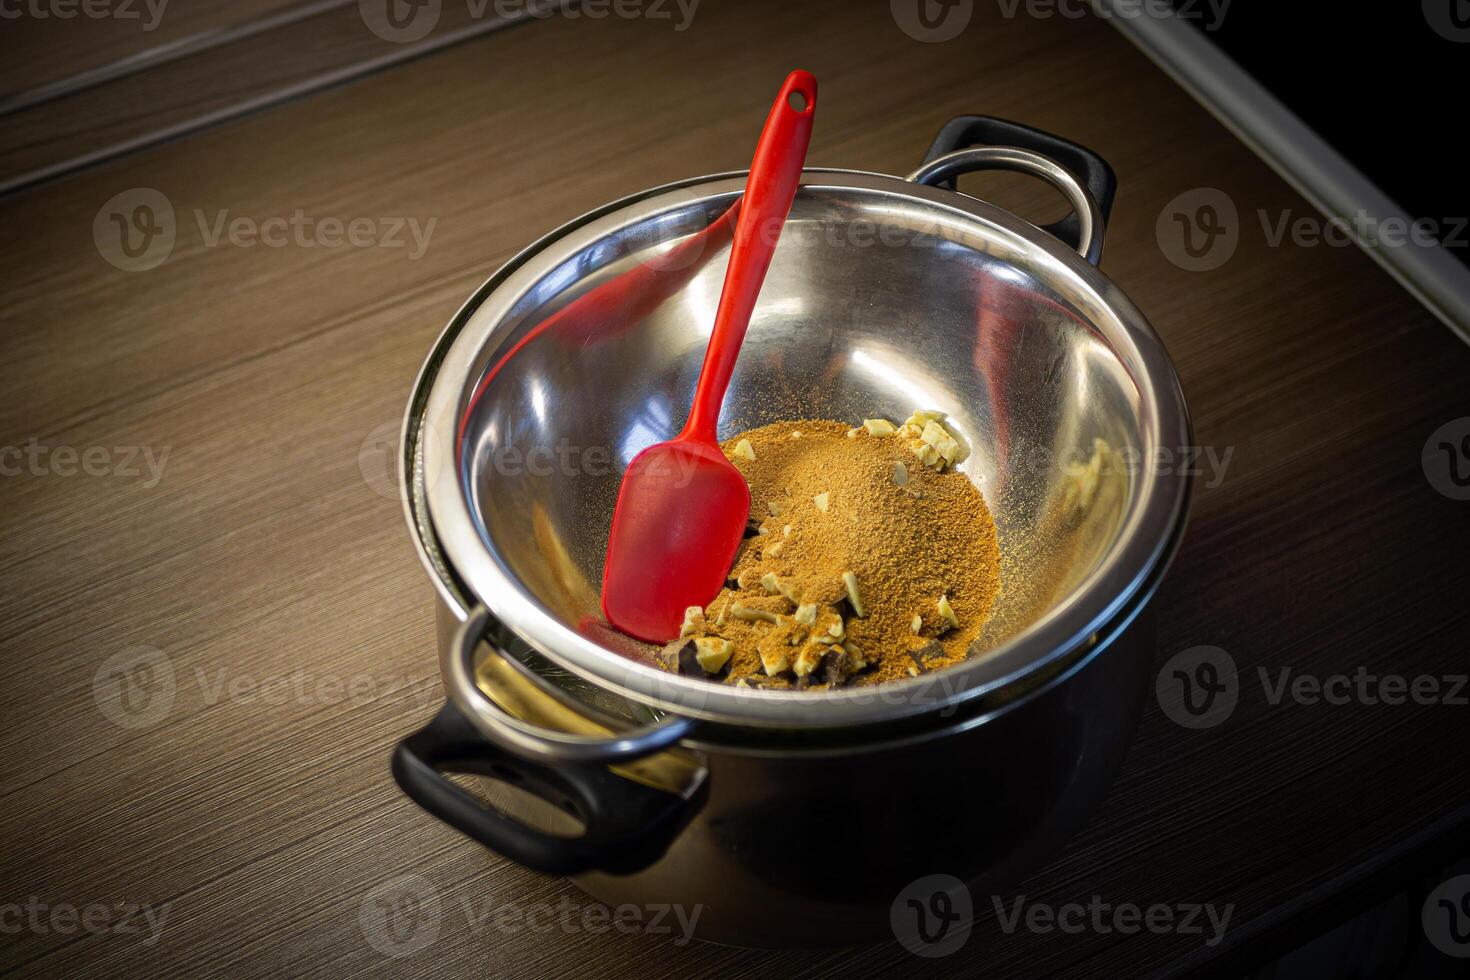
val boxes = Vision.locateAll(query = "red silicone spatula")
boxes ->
[601,70,817,643]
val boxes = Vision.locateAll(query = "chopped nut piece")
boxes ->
[921,420,961,464]
[842,571,866,617]
[906,665,920,677]
[813,491,831,513]
[794,603,818,625]
[792,645,823,677]
[862,418,897,436]
[715,599,730,627]
[905,409,945,427]
[760,572,781,594]
[790,430,803,439]
[822,616,846,641]
[731,604,780,624]
[767,541,784,557]
[937,593,959,630]
[731,438,756,462]
[911,614,923,634]
[694,637,734,674]
[767,500,783,516]
[782,524,793,537]
[760,646,790,676]
[892,461,908,486]
[846,427,860,439]
[679,605,705,638]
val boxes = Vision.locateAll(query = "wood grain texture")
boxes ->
[1,0,1468,977]
[0,0,568,194]
[0,0,314,103]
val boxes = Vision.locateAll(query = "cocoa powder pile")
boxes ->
[657,416,1001,689]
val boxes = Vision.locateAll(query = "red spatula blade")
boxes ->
[601,440,751,642]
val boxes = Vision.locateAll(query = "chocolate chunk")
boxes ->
[657,639,701,676]
[833,596,858,622]
[908,639,944,669]
[819,648,852,686]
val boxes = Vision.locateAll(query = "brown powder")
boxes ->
[660,418,1001,689]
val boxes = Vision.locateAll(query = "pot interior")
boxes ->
[449,177,1157,682]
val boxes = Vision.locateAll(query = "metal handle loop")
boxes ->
[907,146,1106,265]
[443,606,696,764]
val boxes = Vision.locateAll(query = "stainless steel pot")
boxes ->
[392,117,1192,947]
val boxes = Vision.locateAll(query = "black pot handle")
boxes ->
[393,701,697,876]
[919,116,1118,256]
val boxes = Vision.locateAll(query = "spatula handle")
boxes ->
[683,69,817,442]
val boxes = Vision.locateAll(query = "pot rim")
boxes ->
[409,167,1192,729]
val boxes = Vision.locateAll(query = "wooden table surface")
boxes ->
[3,1,1468,977]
